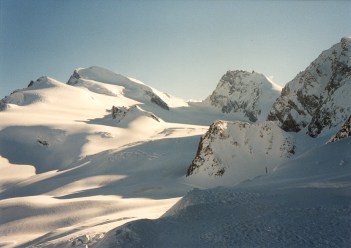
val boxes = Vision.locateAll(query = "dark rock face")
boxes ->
[37,139,49,146]
[187,121,226,177]
[111,106,128,120]
[268,37,351,137]
[0,98,7,111]
[145,91,169,111]
[67,70,81,85]
[328,116,351,143]
[27,80,35,87]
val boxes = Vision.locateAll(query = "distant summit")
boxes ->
[67,66,171,110]
[204,70,281,122]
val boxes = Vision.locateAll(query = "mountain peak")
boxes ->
[67,66,175,110]
[67,66,133,86]
[267,37,351,137]
[204,70,281,122]
[0,76,64,110]
[27,76,61,90]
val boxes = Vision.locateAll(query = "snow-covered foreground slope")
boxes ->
[94,137,351,248]
[0,136,202,248]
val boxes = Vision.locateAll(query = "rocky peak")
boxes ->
[268,37,351,137]
[205,70,281,122]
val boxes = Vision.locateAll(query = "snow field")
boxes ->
[0,62,350,247]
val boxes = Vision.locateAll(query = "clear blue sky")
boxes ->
[1,0,350,100]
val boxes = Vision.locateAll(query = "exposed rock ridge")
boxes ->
[268,37,351,137]
[328,115,351,143]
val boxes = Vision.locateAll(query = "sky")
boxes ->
[1,0,350,100]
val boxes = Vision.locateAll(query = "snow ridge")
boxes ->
[67,66,173,110]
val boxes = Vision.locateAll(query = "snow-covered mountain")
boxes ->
[204,70,282,122]
[67,66,187,110]
[1,38,351,248]
[268,37,351,137]
[186,120,295,187]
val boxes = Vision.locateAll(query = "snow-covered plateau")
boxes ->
[0,37,350,247]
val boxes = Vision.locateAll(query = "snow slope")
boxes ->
[94,137,351,248]
[0,72,209,247]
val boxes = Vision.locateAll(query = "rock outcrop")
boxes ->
[328,116,351,143]
[187,120,295,183]
[111,105,161,123]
